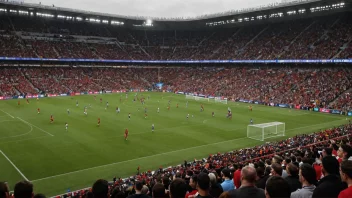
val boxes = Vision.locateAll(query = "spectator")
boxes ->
[256,166,271,190]
[208,173,223,198]
[196,173,212,198]
[128,181,150,198]
[152,183,166,198]
[339,160,352,198]
[185,175,198,198]
[233,164,242,189]
[291,163,317,198]
[169,179,187,198]
[220,169,235,192]
[141,185,149,195]
[270,163,282,177]
[0,182,9,198]
[282,158,291,178]
[92,179,109,198]
[33,194,45,198]
[228,166,265,198]
[285,163,301,192]
[265,176,291,198]
[162,176,170,191]
[14,181,33,198]
[340,145,352,161]
[312,156,345,198]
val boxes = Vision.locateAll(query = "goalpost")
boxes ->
[194,96,209,102]
[185,95,196,100]
[215,97,227,104]
[247,122,285,141]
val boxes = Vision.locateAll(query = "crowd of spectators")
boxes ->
[1,13,352,60]
[1,122,352,198]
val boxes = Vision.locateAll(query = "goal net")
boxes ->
[185,95,196,100]
[247,122,285,141]
[195,96,209,102]
[215,97,227,104]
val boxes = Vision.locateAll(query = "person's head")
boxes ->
[340,145,352,160]
[264,166,272,176]
[189,175,198,189]
[322,156,340,176]
[14,181,33,198]
[283,158,291,166]
[221,168,231,180]
[173,172,181,180]
[162,176,170,189]
[265,176,290,198]
[208,173,217,185]
[241,166,257,185]
[322,148,333,157]
[299,163,317,185]
[134,181,144,192]
[286,163,299,177]
[272,156,283,164]
[152,183,165,198]
[169,179,187,198]
[196,173,210,192]
[218,191,230,198]
[271,163,282,177]
[0,182,9,198]
[340,160,352,183]
[92,179,109,198]
[141,185,149,195]
[290,156,297,163]
[265,159,272,166]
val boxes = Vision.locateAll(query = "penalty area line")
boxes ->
[0,150,29,181]
[0,109,14,119]
[17,117,54,137]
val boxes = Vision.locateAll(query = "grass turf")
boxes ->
[0,92,349,196]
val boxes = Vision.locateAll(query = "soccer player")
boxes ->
[128,113,131,121]
[26,99,29,104]
[94,96,96,101]
[116,106,120,114]
[152,124,154,132]
[176,103,179,108]
[84,107,87,116]
[144,107,147,113]
[250,118,253,125]
[18,100,20,105]
[167,106,170,111]
[37,108,40,114]
[50,115,54,123]
[187,114,189,120]
[106,101,109,108]
[76,100,79,107]
[157,107,160,113]
[200,104,204,112]
[36,97,39,101]
[124,128,129,140]
[145,113,148,119]
[97,118,101,126]
[67,108,70,115]
[212,112,215,117]
[249,105,253,111]
[65,122,68,131]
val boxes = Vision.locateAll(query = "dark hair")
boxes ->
[135,181,144,191]
[197,172,210,191]
[297,156,302,163]
[265,176,291,198]
[0,182,9,198]
[290,156,296,162]
[191,175,198,184]
[284,158,291,164]
[265,159,272,166]
[340,160,352,179]
[152,183,165,198]
[264,166,272,176]
[169,179,187,198]
[271,163,283,176]
[322,156,339,175]
[256,166,265,177]
[162,176,170,189]
[273,155,283,164]
[92,179,109,198]
[341,144,352,160]
[323,148,333,156]
[287,163,299,177]
[300,163,317,185]
[33,194,46,198]
[14,181,33,198]
[221,168,231,178]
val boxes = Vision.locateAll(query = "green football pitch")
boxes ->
[0,92,349,196]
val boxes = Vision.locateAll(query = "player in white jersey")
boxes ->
[250,118,253,125]
[128,113,131,121]
[157,107,160,113]
[65,122,68,131]
[152,124,155,132]
[67,109,70,115]
[76,100,79,107]
[187,114,189,120]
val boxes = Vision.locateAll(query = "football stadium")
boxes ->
[0,0,352,198]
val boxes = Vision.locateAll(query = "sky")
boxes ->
[25,0,283,18]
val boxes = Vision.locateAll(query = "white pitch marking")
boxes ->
[0,150,29,181]
[0,109,14,118]
[17,117,54,137]
[0,120,33,140]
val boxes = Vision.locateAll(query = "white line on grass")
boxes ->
[17,117,54,137]
[0,120,33,140]
[0,150,29,181]
[31,136,249,182]
[0,109,14,118]
[0,136,50,145]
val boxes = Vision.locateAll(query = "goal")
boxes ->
[215,97,227,104]
[247,122,285,141]
[185,95,196,100]
[195,96,209,102]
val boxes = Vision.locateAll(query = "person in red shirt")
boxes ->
[18,100,20,105]
[50,115,54,123]
[176,103,179,108]
[124,128,128,140]
[313,162,322,181]
[185,175,198,198]
[97,118,100,126]
[167,106,170,111]
[100,98,102,103]
[339,160,352,198]
[37,108,40,114]
[233,164,242,189]
[26,99,29,104]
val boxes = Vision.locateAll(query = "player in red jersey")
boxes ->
[50,115,54,123]
[201,104,204,112]
[94,96,96,101]
[18,100,20,105]
[176,103,179,108]
[100,98,102,103]
[124,128,129,140]
[26,99,29,104]
[249,105,252,111]
[145,113,148,119]
[97,118,100,126]
[167,106,170,111]
[212,112,215,117]
[37,108,40,114]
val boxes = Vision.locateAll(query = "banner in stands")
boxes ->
[75,93,80,95]
[348,112,352,116]
[278,104,289,108]
[314,107,319,112]
[0,57,352,64]
[319,108,330,113]
[331,110,341,114]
